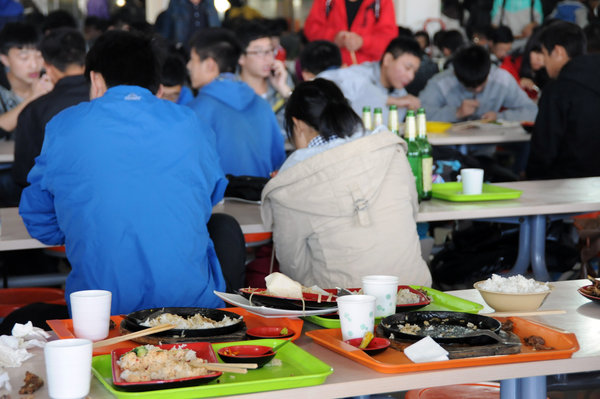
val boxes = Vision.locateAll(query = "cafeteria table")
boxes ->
[427,123,530,147]
[1,280,597,398]
[4,177,600,283]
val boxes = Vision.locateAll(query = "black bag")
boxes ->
[223,175,269,202]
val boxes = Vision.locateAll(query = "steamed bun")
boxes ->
[265,272,303,298]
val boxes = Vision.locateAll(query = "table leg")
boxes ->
[508,217,531,276]
[500,379,518,399]
[519,376,547,399]
[530,215,551,281]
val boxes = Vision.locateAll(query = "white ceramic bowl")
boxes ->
[473,281,553,312]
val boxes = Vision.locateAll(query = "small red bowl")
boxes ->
[217,345,276,368]
[246,326,294,339]
[345,337,391,356]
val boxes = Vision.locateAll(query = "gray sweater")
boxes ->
[419,65,538,122]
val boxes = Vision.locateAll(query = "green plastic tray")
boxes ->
[432,182,522,202]
[302,286,483,328]
[91,339,333,398]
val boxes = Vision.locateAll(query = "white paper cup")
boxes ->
[460,168,484,195]
[70,290,112,341]
[336,294,376,341]
[362,275,400,318]
[44,338,92,399]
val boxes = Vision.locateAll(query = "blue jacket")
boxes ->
[188,75,286,177]
[19,86,228,315]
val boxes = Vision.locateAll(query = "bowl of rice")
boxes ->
[474,274,553,312]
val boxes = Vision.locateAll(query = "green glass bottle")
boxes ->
[362,106,372,130]
[405,110,423,200]
[373,107,383,127]
[388,105,400,136]
[416,108,433,201]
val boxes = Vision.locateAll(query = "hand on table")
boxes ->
[481,111,498,122]
[456,99,479,119]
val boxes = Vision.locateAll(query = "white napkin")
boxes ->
[404,336,449,363]
[0,322,49,368]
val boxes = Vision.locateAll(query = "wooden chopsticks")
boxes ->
[92,323,175,348]
[203,363,258,374]
[483,309,566,317]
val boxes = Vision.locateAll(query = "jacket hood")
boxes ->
[560,55,600,97]
[200,76,256,111]
[261,131,408,224]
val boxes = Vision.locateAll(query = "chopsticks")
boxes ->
[482,309,566,317]
[203,363,258,374]
[92,323,175,349]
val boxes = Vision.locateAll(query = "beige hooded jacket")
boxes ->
[261,130,432,288]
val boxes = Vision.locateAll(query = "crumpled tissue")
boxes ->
[403,336,449,363]
[0,321,50,391]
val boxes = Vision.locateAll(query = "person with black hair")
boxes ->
[298,40,342,81]
[40,9,77,33]
[0,22,52,133]
[261,78,431,289]
[415,30,431,54]
[303,0,398,66]
[420,44,537,122]
[489,25,514,63]
[186,27,285,178]
[319,36,422,122]
[157,53,192,104]
[12,28,90,194]
[526,21,600,179]
[19,30,232,315]
[234,20,293,135]
[584,20,600,53]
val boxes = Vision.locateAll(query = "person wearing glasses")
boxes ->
[233,20,293,136]
[186,28,285,178]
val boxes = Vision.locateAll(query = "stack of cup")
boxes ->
[362,275,400,318]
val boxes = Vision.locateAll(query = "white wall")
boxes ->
[395,0,441,32]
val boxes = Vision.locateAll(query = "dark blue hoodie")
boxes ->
[188,74,286,177]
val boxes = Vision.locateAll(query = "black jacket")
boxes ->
[526,55,600,180]
[12,74,90,187]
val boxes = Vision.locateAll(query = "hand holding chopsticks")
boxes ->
[92,323,175,348]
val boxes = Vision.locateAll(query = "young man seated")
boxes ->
[19,30,234,315]
[0,22,53,134]
[526,21,600,179]
[157,53,193,105]
[419,44,537,123]
[318,36,422,122]
[187,27,285,178]
[234,20,293,134]
[298,40,341,81]
[489,25,514,65]
[13,28,90,192]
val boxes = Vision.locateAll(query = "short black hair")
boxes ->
[40,28,86,72]
[491,25,514,44]
[299,40,341,75]
[160,54,187,86]
[232,19,270,50]
[584,21,600,54]
[189,27,242,73]
[453,44,491,88]
[415,30,430,47]
[0,22,41,55]
[285,78,362,143]
[41,10,77,33]
[438,30,465,53]
[381,36,422,63]
[85,30,160,94]
[539,21,586,59]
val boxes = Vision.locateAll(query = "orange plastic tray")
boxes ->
[306,317,579,374]
[47,307,303,356]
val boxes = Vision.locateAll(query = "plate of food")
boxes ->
[213,291,337,318]
[379,311,503,345]
[122,307,245,338]
[238,287,337,310]
[326,286,430,312]
[578,283,600,303]
[111,342,222,391]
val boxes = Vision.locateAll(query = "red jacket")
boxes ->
[303,0,398,66]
